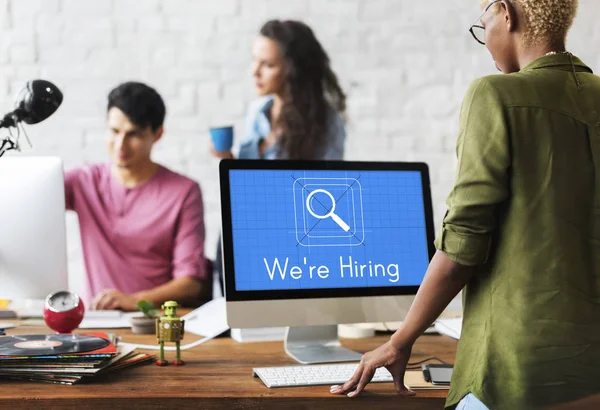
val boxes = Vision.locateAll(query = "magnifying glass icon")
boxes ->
[305,189,350,232]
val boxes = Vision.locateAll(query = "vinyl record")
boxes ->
[0,334,109,356]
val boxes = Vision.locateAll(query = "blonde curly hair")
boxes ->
[483,0,579,43]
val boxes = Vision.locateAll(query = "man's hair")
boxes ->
[107,82,166,131]
[509,0,579,43]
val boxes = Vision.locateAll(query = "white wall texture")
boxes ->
[1,0,599,295]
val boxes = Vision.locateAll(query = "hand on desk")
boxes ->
[330,340,415,398]
[92,289,138,311]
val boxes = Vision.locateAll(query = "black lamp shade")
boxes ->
[14,80,63,125]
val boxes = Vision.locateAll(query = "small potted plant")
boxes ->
[130,300,159,334]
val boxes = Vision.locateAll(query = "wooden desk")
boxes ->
[0,323,457,409]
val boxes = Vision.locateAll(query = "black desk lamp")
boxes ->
[0,80,63,157]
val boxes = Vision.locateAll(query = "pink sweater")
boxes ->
[64,163,206,306]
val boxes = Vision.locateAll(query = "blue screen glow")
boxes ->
[229,169,429,291]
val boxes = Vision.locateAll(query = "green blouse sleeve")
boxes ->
[435,77,510,266]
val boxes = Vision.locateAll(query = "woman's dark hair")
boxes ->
[260,20,346,160]
[107,82,166,132]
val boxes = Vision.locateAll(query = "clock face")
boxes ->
[46,291,80,313]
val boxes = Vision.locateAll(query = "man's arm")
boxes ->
[93,182,210,311]
[64,167,83,211]
[134,276,204,306]
[92,276,205,311]
[169,182,209,298]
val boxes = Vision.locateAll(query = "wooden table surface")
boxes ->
[0,320,458,409]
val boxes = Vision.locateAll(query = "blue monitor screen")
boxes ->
[228,169,431,292]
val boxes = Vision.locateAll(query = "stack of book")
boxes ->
[0,332,154,384]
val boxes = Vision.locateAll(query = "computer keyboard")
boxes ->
[253,363,393,388]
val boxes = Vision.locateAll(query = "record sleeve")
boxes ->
[0,334,109,356]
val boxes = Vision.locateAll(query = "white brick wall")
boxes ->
[1,0,599,295]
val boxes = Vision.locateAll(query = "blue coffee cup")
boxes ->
[210,126,234,152]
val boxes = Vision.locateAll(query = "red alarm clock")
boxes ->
[43,290,85,334]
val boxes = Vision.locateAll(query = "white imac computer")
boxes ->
[220,160,435,364]
[0,157,69,306]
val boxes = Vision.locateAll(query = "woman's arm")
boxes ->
[333,77,511,398]
[550,395,600,410]
[209,143,235,159]
[210,98,272,160]
[391,251,475,348]
[323,110,346,160]
[331,251,474,397]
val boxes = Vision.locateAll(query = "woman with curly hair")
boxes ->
[332,1,600,409]
[211,19,346,161]
[210,20,347,295]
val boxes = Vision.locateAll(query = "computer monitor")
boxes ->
[220,160,435,364]
[0,157,69,305]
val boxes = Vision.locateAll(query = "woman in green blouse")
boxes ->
[332,1,600,409]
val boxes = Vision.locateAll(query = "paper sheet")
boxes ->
[434,317,462,340]
[119,298,229,351]
[79,311,141,329]
[181,297,228,337]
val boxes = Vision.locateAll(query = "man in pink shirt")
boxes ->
[65,82,209,311]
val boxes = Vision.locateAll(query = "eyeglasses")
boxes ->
[469,0,501,45]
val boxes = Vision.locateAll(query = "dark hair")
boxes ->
[260,20,346,160]
[107,82,166,131]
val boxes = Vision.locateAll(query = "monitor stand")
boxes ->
[284,325,363,364]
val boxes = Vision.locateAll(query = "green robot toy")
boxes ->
[156,301,185,366]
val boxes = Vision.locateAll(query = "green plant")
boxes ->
[137,300,159,318]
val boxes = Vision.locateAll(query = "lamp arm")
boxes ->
[0,137,17,158]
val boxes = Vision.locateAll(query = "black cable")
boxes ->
[406,356,448,370]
